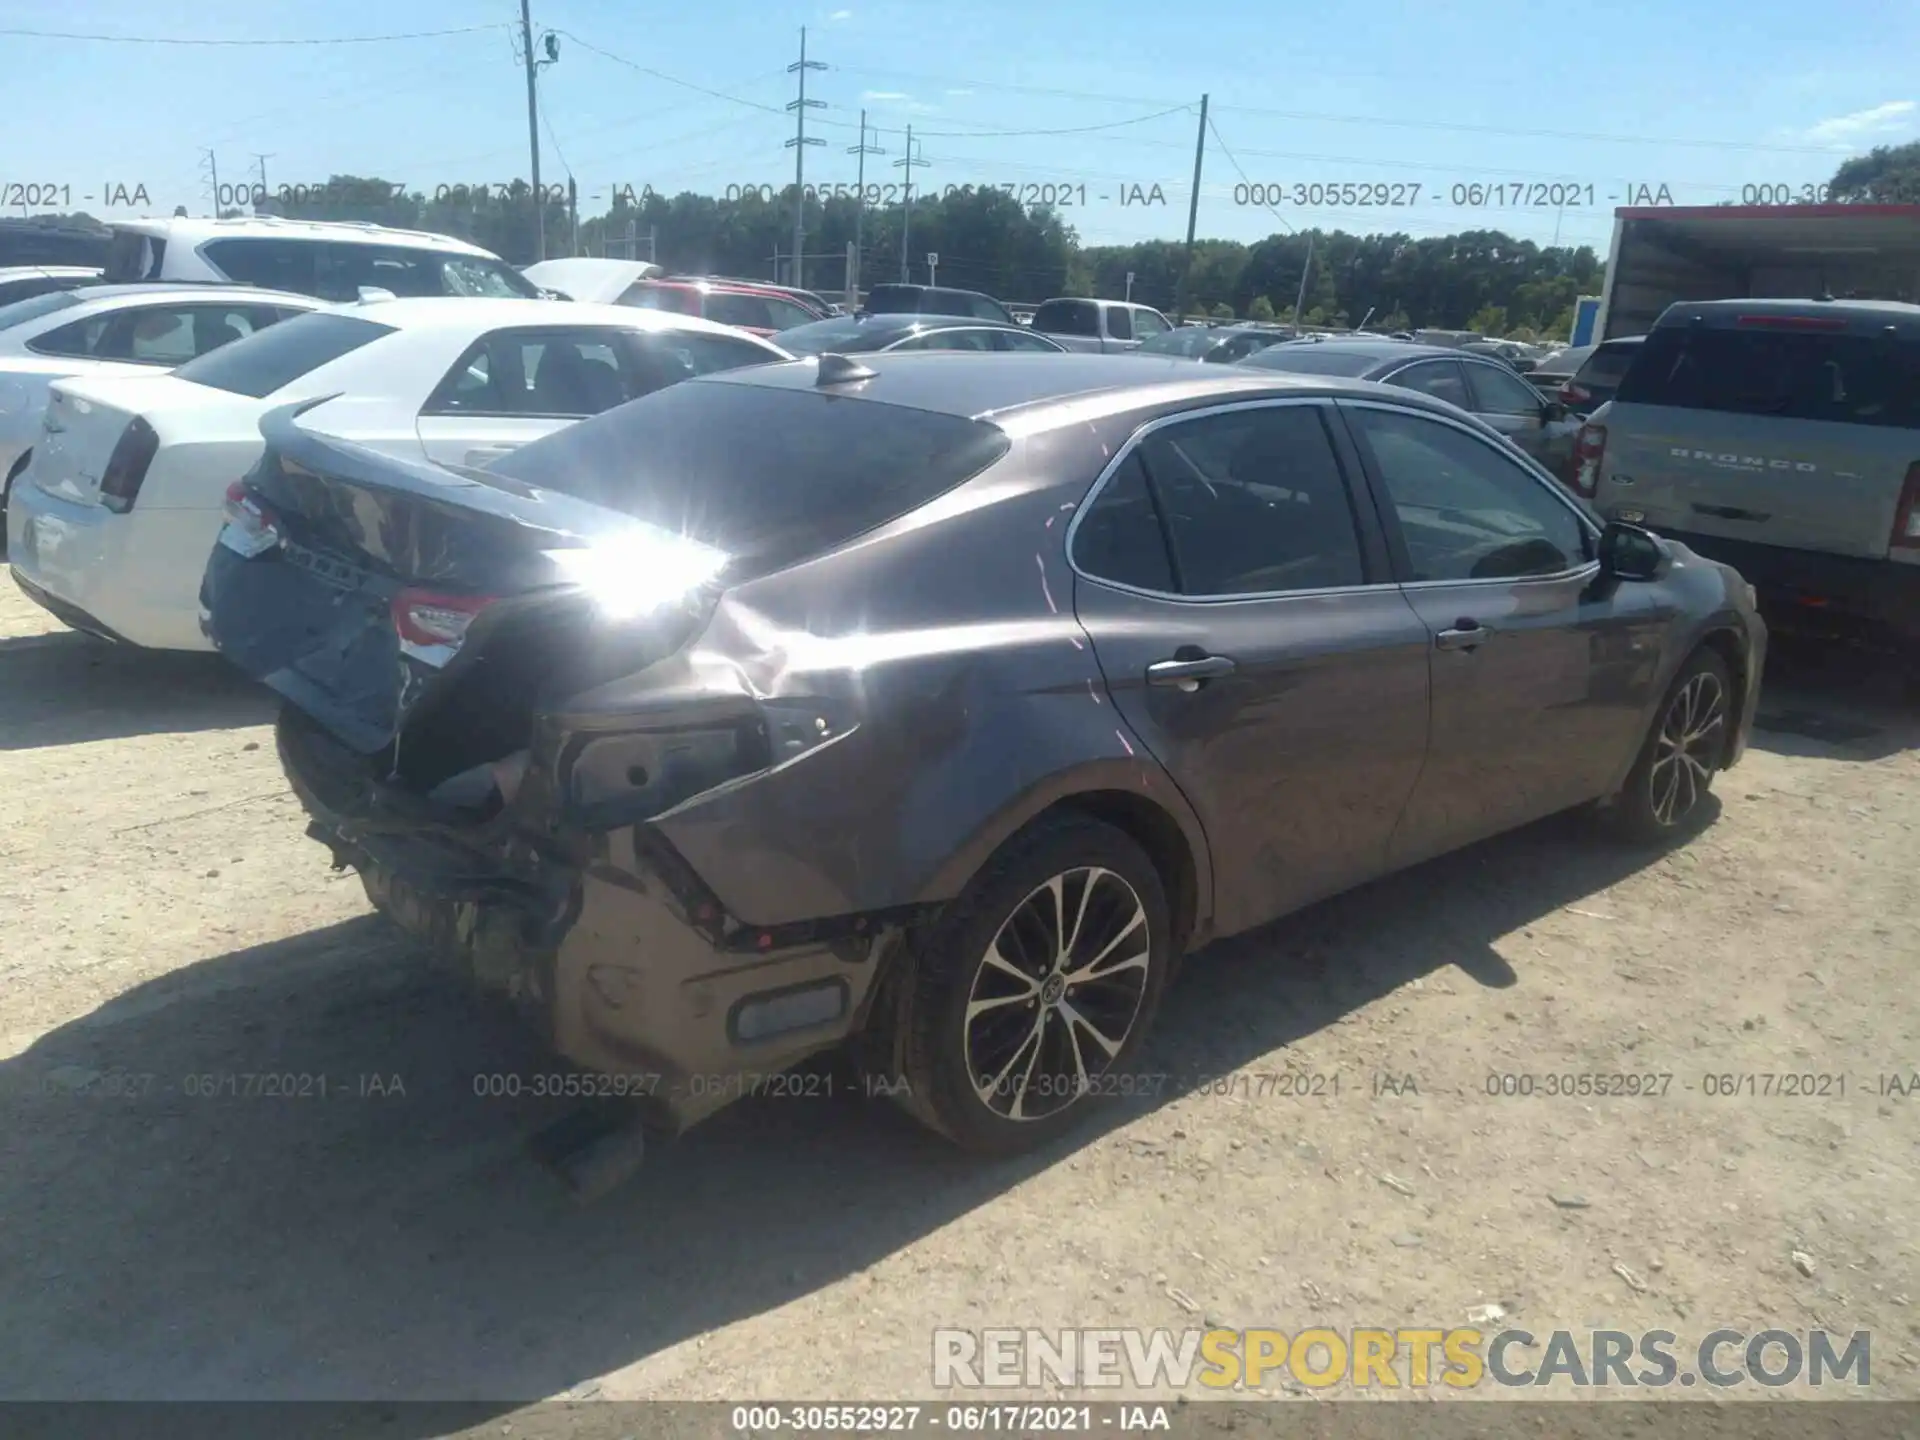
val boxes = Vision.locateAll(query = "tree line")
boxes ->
[29,139,1911,339]
[240,175,1603,339]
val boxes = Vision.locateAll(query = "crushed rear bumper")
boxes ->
[275,708,903,1134]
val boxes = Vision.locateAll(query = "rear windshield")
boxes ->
[1615,327,1920,429]
[774,315,883,354]
[173,312,397,398]
[1239,345,1382,377]
[1577,342,1642,387]
[485,378,1012,575]
[1138,327,1218,357]
[861,286,923,315]
[0,289,84,332]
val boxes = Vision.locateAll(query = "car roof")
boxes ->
[1653,296,1920,331]
[60,281,322,308]
[110,216,499,258]
[697,350,1472,429]
[1256,337,1458,369]
[635,277,796,298]
[812,312,1027,335]
[338,294,783,341]
[867,281,999,300]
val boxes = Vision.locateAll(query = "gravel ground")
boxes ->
[1,574,1916,1420]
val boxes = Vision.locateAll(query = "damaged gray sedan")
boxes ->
[201,352,1765,1157]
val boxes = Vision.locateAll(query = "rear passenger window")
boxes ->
[425,329,637,417]
[1138,405,1365,596]
[1074,454,1175,593]
[201,238,320,295]
[1389,359,1470,408]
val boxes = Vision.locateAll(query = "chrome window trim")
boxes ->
[1336,396,1601,586]
[1063,394,1386,604]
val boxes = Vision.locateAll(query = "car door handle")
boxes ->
[1147,654,1236,690]
[1435,619,1490,652]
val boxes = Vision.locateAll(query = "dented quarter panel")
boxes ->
[621,420,1213,932]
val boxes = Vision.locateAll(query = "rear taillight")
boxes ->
[1559,381,1591,407]
[392,588,496,649]
[220,480,283,556]
[1891,462,1920,551]
[98,416,160,513]
[1571,421,1608,497]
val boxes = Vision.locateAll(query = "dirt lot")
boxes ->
[2,572,1917,1415]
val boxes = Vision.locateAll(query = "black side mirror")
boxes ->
[1542,399,1568,423]
[1597,519,1670,582]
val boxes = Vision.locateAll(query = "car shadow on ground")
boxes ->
[0,804,1698,1412]
[0,628,271,751]
[1748,635,1920,764]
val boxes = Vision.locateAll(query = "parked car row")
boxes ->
[7,298,787,649]
[21,214,1871,1170]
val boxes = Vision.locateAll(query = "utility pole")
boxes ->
[519,0,543,261]
[568,176,579,258]
[250,153,273,211]
[894,125,929,282]
[785,27,827,290]
[1179,94,1208,318]
[1292,232,1316,330]
[200,149,221,217]
[846,110,884,305]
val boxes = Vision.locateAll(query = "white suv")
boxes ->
[103,217,542,304]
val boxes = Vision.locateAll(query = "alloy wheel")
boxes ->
[962,867,1152,1121]
[1650,670,1726,827]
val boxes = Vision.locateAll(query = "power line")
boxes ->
[852,104,1196,141]
[552,29,792,116]
[1206,116,1292,234]
[830,62,1858,156]
[0,23,505,46]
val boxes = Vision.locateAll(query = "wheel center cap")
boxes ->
[1041,974,1066,1005]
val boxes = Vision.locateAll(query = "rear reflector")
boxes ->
[1571,421,1607,497]
[98,416,160,513]
[1734,314,1848,331]
[392,588,496,648]
[1891,462,1920,551]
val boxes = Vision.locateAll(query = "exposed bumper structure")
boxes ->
[276,709,913,1134]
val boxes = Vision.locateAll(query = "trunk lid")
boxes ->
[202,403,724,782]
[1600,405,1916,559]
[1598,316,1920,559]
[31,373,262,506]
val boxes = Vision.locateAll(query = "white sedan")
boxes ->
[7,296,790,651]
[0,282,324,529]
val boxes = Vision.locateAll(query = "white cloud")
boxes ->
[862,89,910,101]
[944,87,973,97]
[829,9,852,20]
[1799,100,1915,147]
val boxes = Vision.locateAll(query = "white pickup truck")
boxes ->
[1028,297,1174,353]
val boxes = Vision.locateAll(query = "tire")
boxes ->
[1604,648,1733,844]
[894,814,1174,1155]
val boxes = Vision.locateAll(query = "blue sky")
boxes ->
[5,0,1917,255]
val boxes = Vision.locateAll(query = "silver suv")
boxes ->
[1581,298,1920,643]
